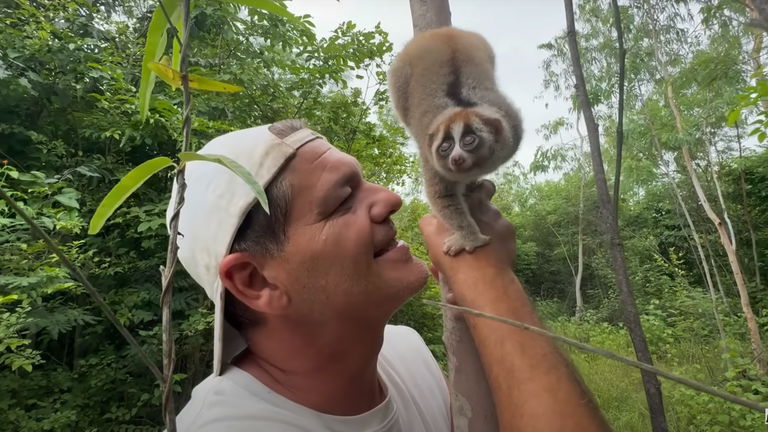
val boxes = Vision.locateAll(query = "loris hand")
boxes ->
[419,179,516,282]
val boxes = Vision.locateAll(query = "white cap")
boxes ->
[166,124,324,375]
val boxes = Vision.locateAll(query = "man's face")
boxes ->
[264,139,428,324]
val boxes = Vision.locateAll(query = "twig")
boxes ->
[424,300,766,413]
[0,187,162,382]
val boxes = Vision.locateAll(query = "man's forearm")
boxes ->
[448,264,610,431]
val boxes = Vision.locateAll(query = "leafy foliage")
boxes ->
[2,0,768,430]
[0,0,414,429]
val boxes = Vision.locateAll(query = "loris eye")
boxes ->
[438,139,454,155]
[460,134,478,151]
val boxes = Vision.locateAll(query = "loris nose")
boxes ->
[451,155,465,167]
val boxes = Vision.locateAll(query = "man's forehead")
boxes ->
[286,139,360,179]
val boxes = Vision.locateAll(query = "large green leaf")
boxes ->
[171,7,183,70]
[227,0,301,24]
[137,0,181,119]
[178,152,268,213]
[88,157,176,235]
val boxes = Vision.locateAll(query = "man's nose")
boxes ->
[369,184,402,223]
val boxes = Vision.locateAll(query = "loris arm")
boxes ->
[423,168,490,255]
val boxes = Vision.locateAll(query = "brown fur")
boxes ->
[387,27,523,255]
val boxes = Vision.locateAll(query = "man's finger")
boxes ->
[429,264,440,281]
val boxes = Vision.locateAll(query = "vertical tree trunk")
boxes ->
[409,0,451,34]
[611,0,626,220]
[681,146,768,374]
[575,110,587,318]
[704,238,730,309]
[707,142,737,252]
[563,2,669,430]
[408,2,498,431]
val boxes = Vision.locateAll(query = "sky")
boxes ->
[287,0,574,167]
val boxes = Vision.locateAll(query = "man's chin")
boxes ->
[402,261,430,298]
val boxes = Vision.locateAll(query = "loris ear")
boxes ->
[481,115,506,140]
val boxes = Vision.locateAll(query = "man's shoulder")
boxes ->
[176,367,306,431]
[380,324,444,387]
[382,324,433,356]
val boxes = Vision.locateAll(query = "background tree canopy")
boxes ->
[1,0,767,430]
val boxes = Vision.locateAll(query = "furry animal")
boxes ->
[388,27,523,255]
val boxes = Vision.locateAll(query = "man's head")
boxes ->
[220,120,428,330]
[169,120,427,374]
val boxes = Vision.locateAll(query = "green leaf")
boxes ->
[54,192,80,209]
[725,109,740,127]
[0,294,19,304]
[89,157,176,235]
[137,0,181,119]
[227,0,302,24]
[178,152,268,213]
[172,8,182,70]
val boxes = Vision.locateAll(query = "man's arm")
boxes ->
[420,183,610,432]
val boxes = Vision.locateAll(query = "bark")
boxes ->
[563,2,669,430]
[409,0,451,34]
[611,0,626,220]
[408,2,498,431]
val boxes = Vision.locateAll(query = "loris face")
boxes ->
[427,106,509,182]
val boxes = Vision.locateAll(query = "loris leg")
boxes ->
[425,174,491,256]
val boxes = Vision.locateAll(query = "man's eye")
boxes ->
[335,194,353,213]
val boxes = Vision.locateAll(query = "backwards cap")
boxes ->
[166,124,324,375]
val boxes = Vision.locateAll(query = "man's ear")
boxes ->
[219,252,289,314]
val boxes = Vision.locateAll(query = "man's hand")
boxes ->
[420,180,516,281]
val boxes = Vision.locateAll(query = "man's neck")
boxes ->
[233,318,387,416]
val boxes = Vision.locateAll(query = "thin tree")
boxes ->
[735,122,762,290]
[575,109,588,318]
[562,1,669,430]
[408,1,498,431]
[611,0,626,220]
[645,3,768,373]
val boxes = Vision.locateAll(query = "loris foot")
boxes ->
[442,232,491,256]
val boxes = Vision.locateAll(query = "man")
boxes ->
[169,120,608,431]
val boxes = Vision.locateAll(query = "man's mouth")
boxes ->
[374,237,400,258]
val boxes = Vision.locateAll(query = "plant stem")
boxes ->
[160,0,192,429]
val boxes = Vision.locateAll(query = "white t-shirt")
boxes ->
[177,325,451,431]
